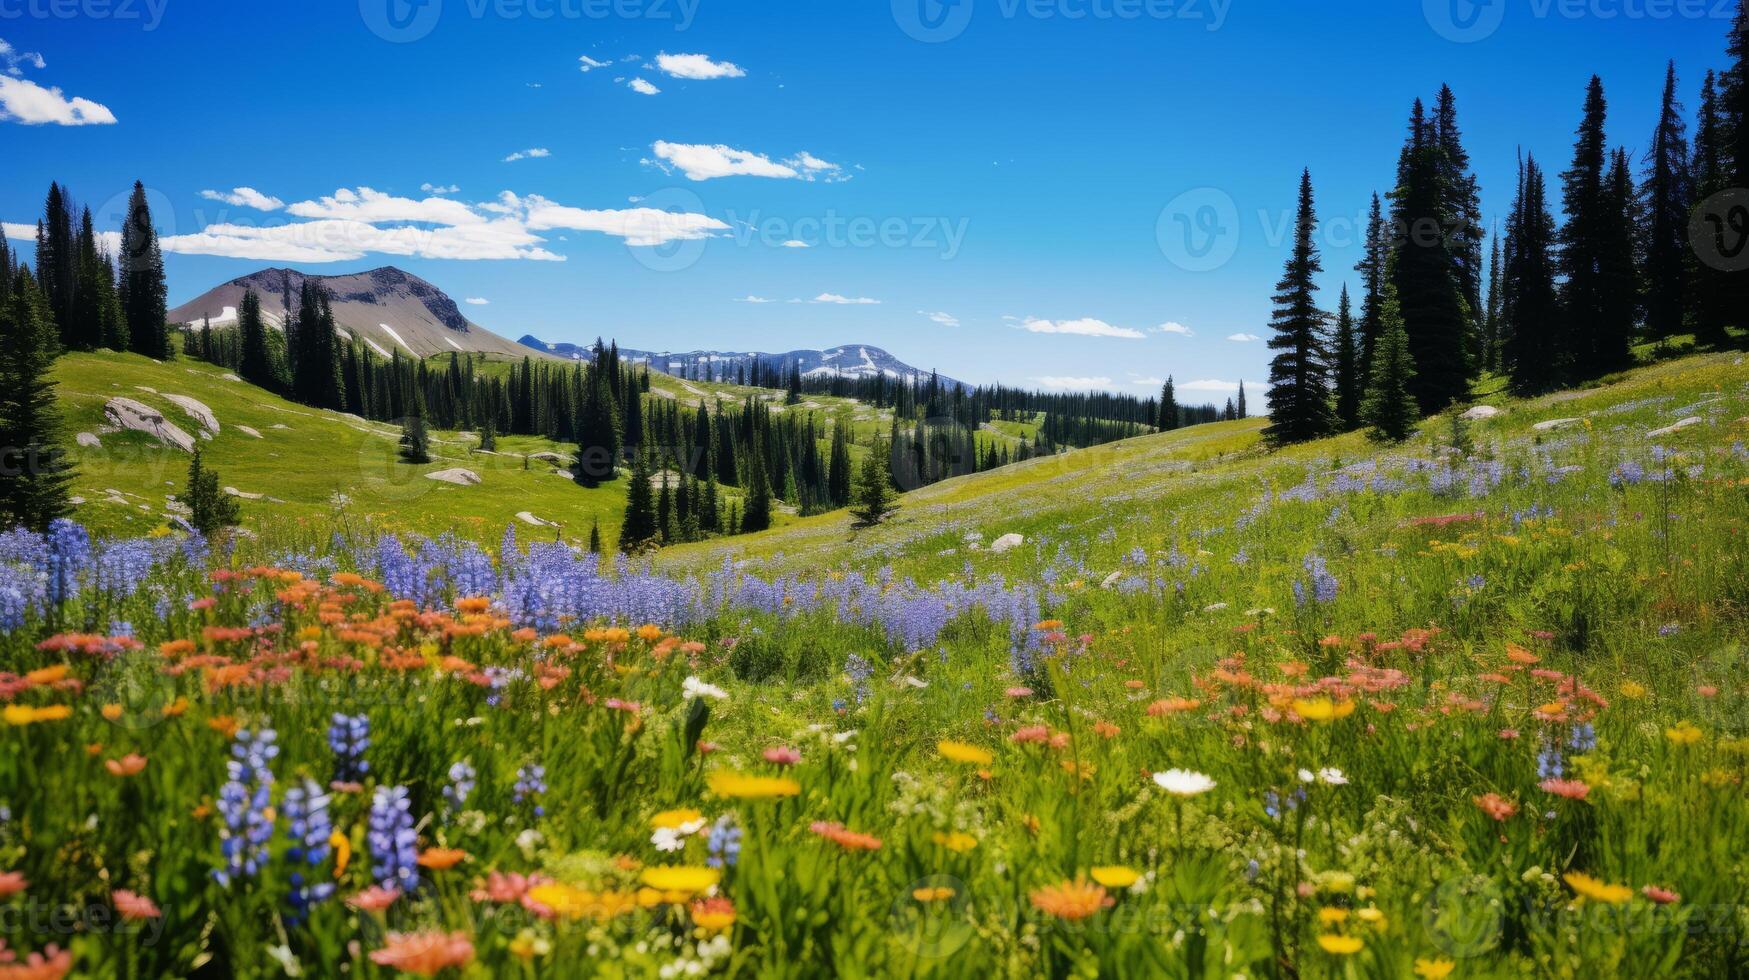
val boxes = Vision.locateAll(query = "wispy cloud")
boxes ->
[578,55,611,72]
[655,52,746,80]
[735,295,772,303]
[200,187,285,211]
[1227,332,1262,343]
[1017,317,1145,340]
[1153,321,1194,336]
[1036,376,1114,390]
[421,182,460,195]
[813,293,880,305]
[627,77,661,96]
[648,141,849,182]
[464,297,489,305]
[780,239,810,248]
[503,148,551,163]
[919,310,960,328]
[0,38,46,76]
[1177,379,1240,393]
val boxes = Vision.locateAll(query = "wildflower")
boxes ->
[1641,885,1681,905]
[105,754,148,777]
[1004,686,1035,698]
[937,740,994,765]
[1291,698,1356,723]
[327,714,370,785]
[1414,958,1456,979]
[1316,934,1364,954]
[1473,793,1517,821]
[1146,697,1201,716]
[651,810,708,853]
[1618,681,1647,699]
[1564,872,1633,904]
[1089,866,1140,889]
[0,941,71,980]
[0,872,25,897]
[690,896,736,932]
[913,886,956,902]
[368,786,421,892]
[1152,769,1216,796]
[706,771,800,799]
[1010,725,1051,744]
[681,676,728,701]
[1299,767,1347,786]
[111,890,161,921]
[706,816,742,868]
[1318,907,1349,925]
[1029,879,1112,920]
[933,831,979,853]
[214,729,278,888]
[346,886,401,912]
[1665,721,1704,745]
[368,931,474,976]
[417,848,468,871]
[809,822,883,851]
[514,764,548,817]
[3,705,72,726]
[330,831,352,879]
[640,866,720,895]
[762,746,801,766]
[101,704,123,721]
[443,761,476,811]
[507,930,551,962]
[1540,778,1590,800]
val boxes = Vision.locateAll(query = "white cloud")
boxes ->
[1036,376,1114,390]
[1131,376,1166,386]
[627,77,661,96]
[735,295,772,303]
[1227,332,1263,342]
[1178,379,1240,393]
[0,75,115,126]
[0,39,47,75]
[503,148,551,163]
[421,182,460,195]
[200,187,285,211]
[464,297,489,305]
[780,239,810,248]
[578,55,611,72]
[4,220,117,254]
[813,293,879,305]
[919,310,960,328]
[522,197,729,248]
[1153,321,1194,336]
[656,53,746,80]
[287,187,481,226]
[648,141,849,182]
[158,217,562,264]
[1017,317,1145,340]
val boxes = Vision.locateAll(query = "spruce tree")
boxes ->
[1332,285,1362,431]
[70,207,110,351]
[1558,76,1613,381]
[237,288,277,390]
[619,454,657,551]
[656,471,675,545]
[1236,381,1248,419]
[399,386,431,465]
[851,436,898,526]
[1263,170,1335,446]
[827,420,853,507]
[1391,100,1473,412]
[478,414,496,452]
[1483,231,1503,372]
[0,268,76,530]
[574,360,621,487]
[1362,281,1419,443]
[1504,156,1564,393]
[588,518,603,554]
[1157,376,1179,430]
[1434,85,1487,354]
[1595,148,1641,373]
[117,182,170,360]
[37,184,76,347]
[1689,70,1732,348]
[1719,4,1749,336]
[1355,193,1389,383]
[181,448,240,534]
[1642,61,1692,342]
[741,443,773,533]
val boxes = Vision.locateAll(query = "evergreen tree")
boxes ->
[36,184,76,346]
[399,386,431,465]
[1504,156,1564,393]
[574,355,621,487]
[69,206,110,351]
[1361,281,1419,443]
[1263,170,1335,446]
[0,268,76,530]
[1332,284,1363,430]
[117,182,170,360]
[701,476,722,533]
[1717,5,1749,337]
[1689,70,1733,348]
[1157,376,1179,430]
[1391,99,1473,412]
[851,436,898,526]
[97,253,126,352]
[741,443,773,534]
[1595,148,1641,373]
[180,448,240,534]
[588,518,603,554]
[1642,61,1692,342]
[619,454,658,551]
[1434,85,1487,355]
[827,420,853,507]
[1483,231,1503,372]
[656,471,675,544]
[236,288,277,390]
[1558,76,1614,381]
[1355,193,1389,383]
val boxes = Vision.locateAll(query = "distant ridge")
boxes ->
[520,336,965,389]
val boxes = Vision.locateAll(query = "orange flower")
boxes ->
[105,754,148,777]
[1029,879,1112,920]
[1505,643,1540,665]
[111,890,161,921]
[809,821,883,851]
[636,624,664,642]
[347,886,402,912]
[690,896,736,932]
[23,665,68,685]
[368,931,474,976]
[1540,778,1590,800]
[0,942,70,980]
[1146,697,1202,717]
[208,715,241,739]
[100,704,124,721]
[0,870,27,897]
[1473,792,1517,821]
[416,848,468,871]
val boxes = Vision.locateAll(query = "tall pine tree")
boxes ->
[1558,76,1614,381]
[1355,193,1389,384]
[1332,284,1363,431]
[1595,147,1641,373]
[1157,376,1179,431]
[117,182,169,360]
[1391,99,1473,412]
[1504,156,1564,393]
[619,453,658,551]
[1361,281,1420,443]
[1263,170,1335,446]
[1641,61,1692,342]
[0,267,76,530]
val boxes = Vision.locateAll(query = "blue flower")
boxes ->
[327,713,370,784]
[368,785,421,891]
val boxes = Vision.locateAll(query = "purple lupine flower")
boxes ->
[327,713,370,785]
[514,764,547,818]
[368,785,420,891]
[444,761,476,811]
[214,729,278,887]
[283,779,335,921]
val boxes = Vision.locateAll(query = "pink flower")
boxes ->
[346,886,402,912]
[111,890,161,921]
[0,940,72,980]
[469,871,551,905]
[762,746,801,766]
[1010,725,1050,744]
[369,931,474,976]
[1540,778,1590,800]
[0,871,26,898]
[1005,686,1034,698]
[1641,885,1681,905]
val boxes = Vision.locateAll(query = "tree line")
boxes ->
[1265,6,1747,445]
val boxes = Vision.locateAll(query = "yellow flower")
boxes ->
[912,886,956,902]
[1414,958,1456,978]
[101,704,124,721]
[1318,907,1350,925]
[640,866,721,895]
[1563,872,1633,904]
[651,808,705,830]
[1665,721,1704,746]
[1089,866,1140,889]
[707,771,800,799]
[1316,934,1364,954]
[1618,681,1647,700]
[1291,698,1356,723]
[932,831,979,853]
[330,831,352,879]
[936,740,994,766]
[4,704,71,726]
[1356,907,1387,929]
[690,897,736,931]
[508,929,551,961]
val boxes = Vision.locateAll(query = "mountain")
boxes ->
[520,337,964,389]
[167,267,532,360]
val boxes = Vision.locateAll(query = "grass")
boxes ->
[3,347,1748,976]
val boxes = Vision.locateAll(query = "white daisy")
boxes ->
[1153,769,1217,796]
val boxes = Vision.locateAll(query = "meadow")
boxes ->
[2,349,1748,977]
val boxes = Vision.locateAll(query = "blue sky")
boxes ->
[1,0,1736,397]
